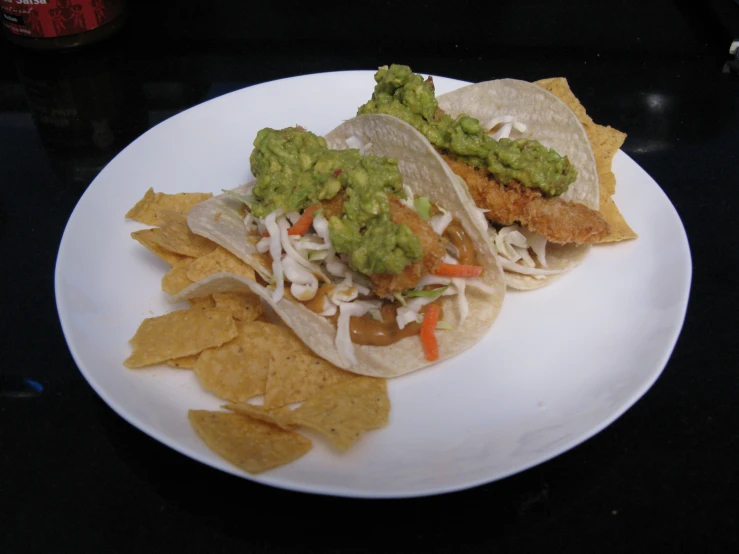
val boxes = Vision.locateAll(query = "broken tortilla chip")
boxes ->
[222,403,296,430]
[131,228,190,266]
[161,259,195,295]
[289,377,390,452]
[264,351,356,409]
[213,291,263,322]
[599,193,638,242]
[124,308,237,368]
[125,188,212,226]
[193,321,311,402]
[188,410,311,474]
[535,77,636,242]
[167,354,199,369]
[155,210,218,258]
[187,246,256,282]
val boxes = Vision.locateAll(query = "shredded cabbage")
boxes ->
[243,189,499,366]
[264,211,284,302]
[430,212,453,235]
[489,223,560,276]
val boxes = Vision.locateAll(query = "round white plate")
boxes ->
[55,71,691,498]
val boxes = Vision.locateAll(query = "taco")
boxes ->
[177,118,505,378]
[356,64,620,289]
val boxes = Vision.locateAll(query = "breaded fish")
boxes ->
[442,155,609,245]
[321,194,446,296]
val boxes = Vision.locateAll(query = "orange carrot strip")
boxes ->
[420,304,441,362]
[433,263,483,278]
[287,204,320,236]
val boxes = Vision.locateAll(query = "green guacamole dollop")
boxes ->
[249,127,422,276]
[357,64,577,196]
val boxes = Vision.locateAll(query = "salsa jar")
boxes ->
[1,0,126,50]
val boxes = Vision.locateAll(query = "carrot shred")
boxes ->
[433,263,483,278]
[420,304,441,361]
[260,204,321,238]
[287,204,320,236]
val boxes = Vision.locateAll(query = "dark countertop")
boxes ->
[1,1,738,552]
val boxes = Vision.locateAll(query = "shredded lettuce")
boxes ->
[414,197,431,220]
[404,285,449,298]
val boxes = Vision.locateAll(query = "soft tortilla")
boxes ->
[436,79,601,290]
[183,115,505,378]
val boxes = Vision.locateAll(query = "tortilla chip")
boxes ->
[188,295,216,309]
[535,77,593,126]
[535,77,636,242]
[161,259,195,295]
[125,188,212,226]
[213,291,263,322]
[289,377,390,452]
[256,312,274,324]
[223,403,296,430]
[167,354,199,369]
[131,228,190,266]
[194,321,310,402]
[124,308,237,368]
[264,351,356,409]
[585,122,627,196]
[187,246,256,282]
[188,410,311,474]
[155,210,218,258]
[599,193,638,242]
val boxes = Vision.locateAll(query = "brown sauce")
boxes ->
[302,286,440,347]
[341,304,429,347]
[443,221,479,266]
[303,285,335,313]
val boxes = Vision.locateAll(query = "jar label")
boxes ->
[1,0,124,39]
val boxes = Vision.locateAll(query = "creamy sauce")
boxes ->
[345,304,424,346]
[303,285,336,313]
[444,221,478,266]
[302,292,440,346]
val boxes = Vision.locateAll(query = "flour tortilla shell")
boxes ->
[437,79,600,289]
[182,115,505,377]
[437,78,599,210]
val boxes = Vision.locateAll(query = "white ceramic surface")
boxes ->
[55,71,692,498]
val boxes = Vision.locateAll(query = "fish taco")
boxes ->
[177,118,505,378]
[356,64,635,289]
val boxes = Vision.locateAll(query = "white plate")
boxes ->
[55,71,691,498]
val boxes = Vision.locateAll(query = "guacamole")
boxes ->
[250,127,422,275]
[357,64,577,196]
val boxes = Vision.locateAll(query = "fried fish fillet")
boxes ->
[321,194,446,296]
[442,155,609,245]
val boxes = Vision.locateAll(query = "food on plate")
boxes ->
[356,64,636,289]
[193,320,313,403]
[155,210,219,258]
[124,307,238,368]
[182,120,505,376]
[125,188,213,226]
[264,350,356,409]
[130,228,190,266]
[124,189,393,473]
[188,410,312,474]
[278,376,390,452]
[534,77,637,243]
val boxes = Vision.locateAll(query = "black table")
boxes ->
[2,1,738,552]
